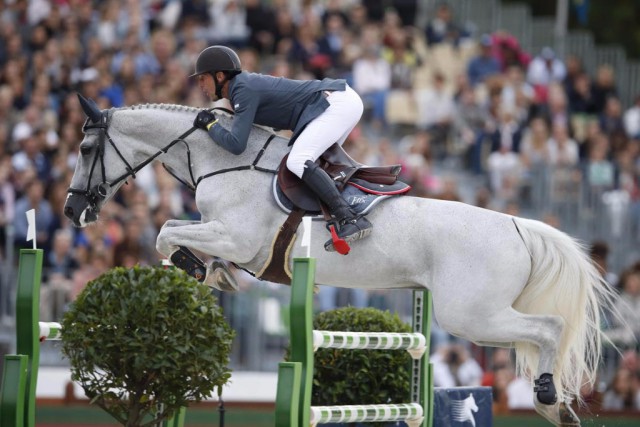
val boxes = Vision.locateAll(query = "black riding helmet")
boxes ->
[190,45,242,77]
[191,46,242,99]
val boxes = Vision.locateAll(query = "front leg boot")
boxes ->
[170,246,206,282]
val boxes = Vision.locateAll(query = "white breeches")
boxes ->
[286,85,364,178]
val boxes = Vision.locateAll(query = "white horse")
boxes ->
[64,96,618,426]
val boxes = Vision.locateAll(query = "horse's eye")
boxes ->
[80,143,93,156]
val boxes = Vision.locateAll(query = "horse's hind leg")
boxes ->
[444,307,573,426]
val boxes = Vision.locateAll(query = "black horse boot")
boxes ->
[301,160,372,253]
[170,246,207,281]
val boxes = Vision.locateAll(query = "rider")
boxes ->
[190,45,372,251]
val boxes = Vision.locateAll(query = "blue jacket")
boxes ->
[209,72,346,154]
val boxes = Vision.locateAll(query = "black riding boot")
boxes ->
[301,160,372,251]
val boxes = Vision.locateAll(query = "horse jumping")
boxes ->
[64,96,619,426]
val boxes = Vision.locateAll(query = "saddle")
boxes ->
[257,144,410,283]
[276,143,409,213]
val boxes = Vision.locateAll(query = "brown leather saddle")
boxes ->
[277,143,407,212]
[258,144,410,283]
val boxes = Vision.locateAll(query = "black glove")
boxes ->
[194,110,217,130]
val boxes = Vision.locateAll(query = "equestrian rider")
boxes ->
[190,45,372,251]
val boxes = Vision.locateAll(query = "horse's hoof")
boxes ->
[559,402,580,426]
[534,373,558,405]
[205,261,239,292]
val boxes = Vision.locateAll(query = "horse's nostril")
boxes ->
[64,206,74,219]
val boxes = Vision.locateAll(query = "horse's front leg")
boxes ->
[156,219,245,291]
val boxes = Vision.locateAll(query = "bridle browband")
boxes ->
[67,107,278,213]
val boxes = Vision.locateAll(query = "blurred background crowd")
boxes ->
[0,0,639,415]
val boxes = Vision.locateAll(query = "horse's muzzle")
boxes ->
[64,193,98,227]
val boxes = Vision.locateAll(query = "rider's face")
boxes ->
[197,74,216,100]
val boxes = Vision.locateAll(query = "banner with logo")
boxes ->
[433,386,493,426]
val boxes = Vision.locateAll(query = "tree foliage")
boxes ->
[310,307,412,410]
[61,266,234,427]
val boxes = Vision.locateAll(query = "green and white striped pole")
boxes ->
[274,258,433,427]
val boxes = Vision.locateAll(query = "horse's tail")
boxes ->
[511,217,616,405]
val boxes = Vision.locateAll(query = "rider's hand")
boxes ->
[194,110,218,131]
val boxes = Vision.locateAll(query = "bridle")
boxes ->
[67,108,278,213]
[67,110,200,213]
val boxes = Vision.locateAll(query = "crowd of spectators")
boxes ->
[0,0,639,413]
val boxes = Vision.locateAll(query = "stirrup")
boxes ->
[323,217,372,255]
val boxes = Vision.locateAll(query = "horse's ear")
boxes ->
[77,93,102,123]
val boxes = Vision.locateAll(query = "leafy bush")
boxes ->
[61,266,234,427]
[311,307,412,407]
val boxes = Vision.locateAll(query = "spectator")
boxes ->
[589,240,619,288]
[592,64,618,114]
[526,47,566,104]
[623,95,640,139]
[288,20,331,79]
[416,72,455,157]
[272,6,297,57]
[347,2,368,37]
[500,64,534,123]
[208,0,250,48]
[425,2,468,47]
[542,82,571,131]
[245,0,277,55]
[381,27,420,90]
[601,367,639,411]
[491,31,530,72]
[432,175,462,202]
[316,11,348,75]
[13,179,54,251]
[352,27,390,129]
[585,133,615,191]
[431,343,484,388]
[563,53,584,97]
[44,228,78,281]
[398,130,438,197]
[454,86,492,174]
[547,122,579,168]
[467,34,501,87]
[0,157,15,259]
[599,97,627,153]
[606,266,640,349]
[487,111,522,203]
[178,0,210,28]
[71,249,111,300]
[520,117,551,171]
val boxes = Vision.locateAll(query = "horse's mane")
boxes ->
[111,103,275,133]
[113,103,204,114]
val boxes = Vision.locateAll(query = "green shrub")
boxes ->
[311,307,412,407]
[61,266,234,427]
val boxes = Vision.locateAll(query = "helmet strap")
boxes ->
[213,72,228,100]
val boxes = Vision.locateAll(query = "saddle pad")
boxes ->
[272,176,392,216]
